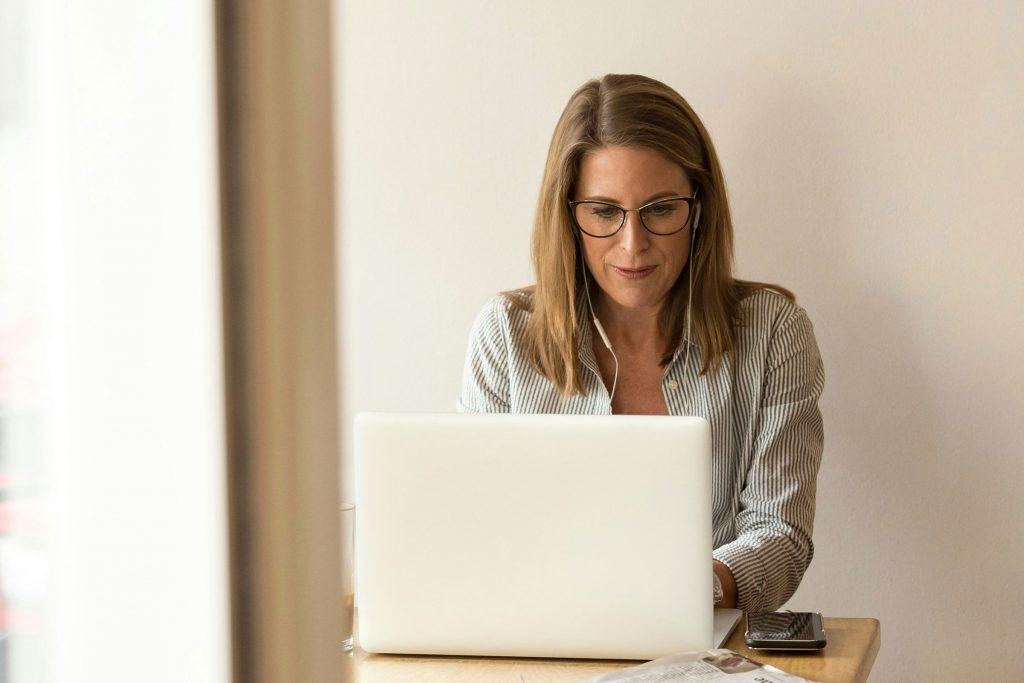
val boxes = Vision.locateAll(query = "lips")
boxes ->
[611,265,656,280]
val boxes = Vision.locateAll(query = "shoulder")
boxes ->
[467,291,533,348]
[733,286,820,364]
[472,290,531,327]
[736,286,813,334]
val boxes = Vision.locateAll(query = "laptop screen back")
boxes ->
[354,412,713,660]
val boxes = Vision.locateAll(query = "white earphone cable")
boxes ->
[681,193,701,415]
[579,256,619,404]
[681,233,696,414]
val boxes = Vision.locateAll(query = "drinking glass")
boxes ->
[340,502,355,650]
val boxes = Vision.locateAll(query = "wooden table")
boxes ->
[343,617,880,682]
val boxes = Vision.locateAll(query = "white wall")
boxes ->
[337,2,1024,680]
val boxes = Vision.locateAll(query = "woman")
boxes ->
[457,74,824,614]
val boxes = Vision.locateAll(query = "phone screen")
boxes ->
[747,612,822,641]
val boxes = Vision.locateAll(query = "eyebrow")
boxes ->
[577,191,688,205]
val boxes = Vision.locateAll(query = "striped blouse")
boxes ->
[456,288,825,613]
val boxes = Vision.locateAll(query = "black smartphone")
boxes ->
[745,611,827,651]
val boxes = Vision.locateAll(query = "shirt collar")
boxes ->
[575,312,602,375]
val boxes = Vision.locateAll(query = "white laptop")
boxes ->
[354,412,742,660]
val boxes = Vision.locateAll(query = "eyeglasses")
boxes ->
[568,195,696,238]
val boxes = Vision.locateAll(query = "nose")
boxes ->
[618,209,650,254]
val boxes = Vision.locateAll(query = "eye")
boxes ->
[588,205,619,219]
[646,203,679,217]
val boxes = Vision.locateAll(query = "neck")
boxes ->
[591,293,665,352]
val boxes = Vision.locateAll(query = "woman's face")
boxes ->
[573,145,694,318]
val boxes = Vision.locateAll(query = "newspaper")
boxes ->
[577,649,821,683]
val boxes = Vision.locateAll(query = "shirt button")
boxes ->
[666,379,679,390]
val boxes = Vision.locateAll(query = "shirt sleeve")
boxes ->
[712,306,825,612]
[456,297,512,413]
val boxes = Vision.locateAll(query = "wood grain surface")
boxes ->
[343,617,880,683]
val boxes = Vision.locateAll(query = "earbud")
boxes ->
[691,188,702,236]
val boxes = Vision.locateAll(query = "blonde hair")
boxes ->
[507,73,792,396]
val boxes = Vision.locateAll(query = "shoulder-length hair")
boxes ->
[507,73,792,396]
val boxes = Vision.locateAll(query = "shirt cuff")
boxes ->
[713,542,769,613]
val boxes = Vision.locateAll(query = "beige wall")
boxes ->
[336,2,1024,680]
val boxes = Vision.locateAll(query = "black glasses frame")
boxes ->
[567,195,697,238]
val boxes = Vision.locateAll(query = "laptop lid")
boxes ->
[354,412,716,660]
